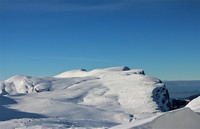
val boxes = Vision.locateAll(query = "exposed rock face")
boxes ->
[152,85,171,111]
[122,66,130,71]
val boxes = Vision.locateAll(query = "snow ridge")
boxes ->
[0,66,172,128]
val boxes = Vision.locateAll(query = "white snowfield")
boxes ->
[0,66,199,129]
[187,96,200,113]
[111,107,200,129]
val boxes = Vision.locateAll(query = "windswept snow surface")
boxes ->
[111,108,200,129]
[0,66,171,128]
[187,96,200,113]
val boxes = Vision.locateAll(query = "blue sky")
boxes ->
[0,0,200,81]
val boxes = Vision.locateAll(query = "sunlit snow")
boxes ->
[0,66,199,129]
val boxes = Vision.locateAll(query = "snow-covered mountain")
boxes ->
[186,96,200,113]
[0,66,172,128]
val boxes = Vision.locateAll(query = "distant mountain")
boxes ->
[0,66,171,128]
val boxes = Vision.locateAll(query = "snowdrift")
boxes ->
[186,96,200,113]
[0,66,171,128]
[112,107,200,129]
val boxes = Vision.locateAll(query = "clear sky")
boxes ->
[0,0,200,81]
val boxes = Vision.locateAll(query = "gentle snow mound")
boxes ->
[0,75,97,94]
[55,69,87,78]
[186,96,200,112]
[55,66,145,78]
[91,66,131,72]
[112,108,200,129]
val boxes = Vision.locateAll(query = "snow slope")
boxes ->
[0,66,171,128]
[112,107,200,129]
[0,75,97,94]
[186,96,200,113]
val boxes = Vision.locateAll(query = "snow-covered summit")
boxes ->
[55,69,88,78]
[91,66,131,72]
[112,107,200,129]
[0,66,171,128]
[55,66,145,78]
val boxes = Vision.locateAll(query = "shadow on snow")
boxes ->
[0,95,45,121]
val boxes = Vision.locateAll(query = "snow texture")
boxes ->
[186,96,200,113]
[0,66,172,128]
[112,107,200,129]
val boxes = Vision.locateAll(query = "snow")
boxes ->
[0,66,182,128]
[0,75,98,94]
[55,69,88,78]
[186,96,200,113]
[112,108,200,129]
[55,66,145,78]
